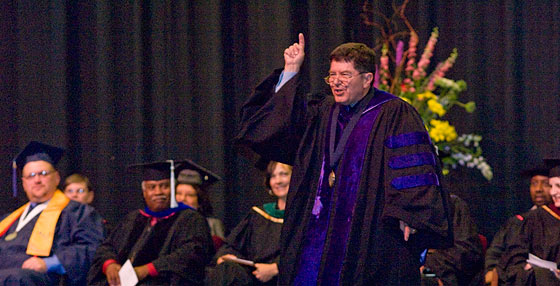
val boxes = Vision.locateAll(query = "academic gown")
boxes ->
[0,200,104,286]
[87,208,214,286]
[486,211,526,281]
[235,70,452,285]
[499,205,560,285]
[209,203,283,286]
[423,194,483,286]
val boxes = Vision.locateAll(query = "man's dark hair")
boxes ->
[329,43,376,73]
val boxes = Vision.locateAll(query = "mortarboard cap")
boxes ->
[176,159,222,187]
[544,157,560,178]
[12,141,64,197]
[14,141,64,170]
[128,160,183,208]
[128,161,174,181]
[519,167,550,178]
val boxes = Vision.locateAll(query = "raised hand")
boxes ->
[284,33,305,73]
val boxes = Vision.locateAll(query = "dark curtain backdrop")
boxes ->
[1,0,559,240]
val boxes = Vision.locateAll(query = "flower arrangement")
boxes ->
[362,1,493,180]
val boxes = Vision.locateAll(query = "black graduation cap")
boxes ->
[128,161,174,181]
[544,157,560,178]
[519,167,550,178]
[176,159,222,187]
[12,141,64,197]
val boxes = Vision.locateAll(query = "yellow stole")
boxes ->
[0,190,70,256]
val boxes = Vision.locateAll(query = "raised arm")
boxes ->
[235,33,318,165]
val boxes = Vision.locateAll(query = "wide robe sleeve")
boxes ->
[150,210,214,283]
[215,212,253,260]
[485,214,524,273]
[423,194,483,285]
[87,212,138,285]
[54,202,104,286]
[235,69,323,165]
[379,99,452,249]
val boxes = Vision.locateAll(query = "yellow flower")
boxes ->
[427,99,446,116]
[429,120,457,142]
[417,91,437,101]
[399,96,411,104]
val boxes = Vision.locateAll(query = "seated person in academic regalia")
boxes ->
[485,167,551,284]
[63,173,95,205]
[87,160,214,286]
[0,141,105,286]
[207,161,291,286]
[498,157,560,285]
[421,194,484,286]
[175,160,226,250]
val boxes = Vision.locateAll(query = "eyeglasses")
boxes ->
[65,188,87,194]
[324,71,368,85]
[22,170,56,180]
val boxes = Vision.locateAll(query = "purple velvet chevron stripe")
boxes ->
[384,131,430,149]
[391,172,440,190]
[389,152,436,170]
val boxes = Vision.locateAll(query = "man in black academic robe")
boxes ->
[87,161,214,286]
[485,167,551,284]
[498,159,560,285]
[422,194,484,285]
[236,34,452,285]
[0,141,105,286]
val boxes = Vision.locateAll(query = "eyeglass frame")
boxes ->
[65,188,88,194]
[22,170,57,180]
[324,71,370,85]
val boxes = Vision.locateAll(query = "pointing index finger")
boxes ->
[298,33,305,50]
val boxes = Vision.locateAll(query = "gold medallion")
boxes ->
[328,171,336,187]
[4,232,17,241]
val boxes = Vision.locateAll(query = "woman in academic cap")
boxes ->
[208,161,291,286]
[175,165,226,249]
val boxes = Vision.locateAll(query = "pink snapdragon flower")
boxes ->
[405,32,418,73]
[426,49,457,91]
[414,28,439,80]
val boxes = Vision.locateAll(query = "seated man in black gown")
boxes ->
[485,167,551,284]
[87,160,215,286]
[0,141,105,286]
[499,157,560,285]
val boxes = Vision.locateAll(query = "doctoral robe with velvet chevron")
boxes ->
[235,70,453,286]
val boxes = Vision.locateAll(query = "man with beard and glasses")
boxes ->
[87,160,214,286]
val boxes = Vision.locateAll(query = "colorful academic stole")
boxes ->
[542,205,560,221]
[251,206,284,224]
[0,190,70,256]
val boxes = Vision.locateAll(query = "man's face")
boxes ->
[22,160,60,203]
[327,60,373,106]
[529,175,551,206]
[549,177,560,208]
[142,179,171,212]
